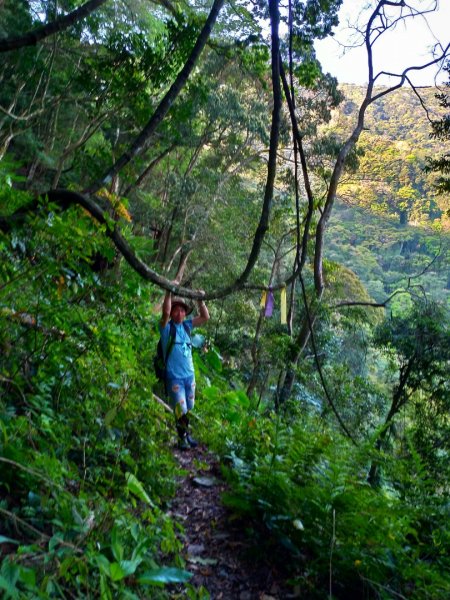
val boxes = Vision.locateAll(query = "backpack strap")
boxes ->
[164,321,177,363]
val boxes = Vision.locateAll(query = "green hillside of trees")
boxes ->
[0,1,449,599]
[326,84,449,313]
[327,201,449,310]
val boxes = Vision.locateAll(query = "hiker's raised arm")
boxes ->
[160,290,172,328]
[192,291,209,327]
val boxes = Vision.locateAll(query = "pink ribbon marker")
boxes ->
[264,289,274,317]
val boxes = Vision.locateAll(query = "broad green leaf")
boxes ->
[0,536,19,545]
[119,559,142,577]
[138,567,192,585]
[110,562,126,582]
[95,554,111,576]
[204,349,222,372]
[202,386,221,402]
[0,559,19,586]
[49,535,64,551]
[125,472,155,506]
[0,575,19,599]
[111,526,123,562]
[100,572,112,600]
[18,567,36,587]
[104,407,117,427]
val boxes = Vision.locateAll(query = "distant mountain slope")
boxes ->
[326,199,449,312]
[328,84,449,230]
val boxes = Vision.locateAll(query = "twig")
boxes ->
[153,392,173,413]
[0,457,65,491]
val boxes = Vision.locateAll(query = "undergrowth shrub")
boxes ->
[0,199,193,597]
[197,384,450,600]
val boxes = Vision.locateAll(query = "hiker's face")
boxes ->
[171,305,186,323]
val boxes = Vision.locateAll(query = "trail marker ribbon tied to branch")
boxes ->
[260,285,287,324]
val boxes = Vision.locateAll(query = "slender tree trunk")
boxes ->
[121,145,174,197]
[367,359,415,486]
[276,308,319,407]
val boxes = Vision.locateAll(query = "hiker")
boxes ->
[160,290,209,449]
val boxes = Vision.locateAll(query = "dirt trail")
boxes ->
[168,444,295,600]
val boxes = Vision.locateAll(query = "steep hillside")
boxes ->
[326,200,450,311]
[323,84,449,312]
[328,84,449,230]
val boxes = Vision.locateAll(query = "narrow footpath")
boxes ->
[167,444,296,600]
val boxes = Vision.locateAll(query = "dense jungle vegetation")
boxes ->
[0,1,449,598]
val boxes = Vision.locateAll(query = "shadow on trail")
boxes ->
[167,444,297,600]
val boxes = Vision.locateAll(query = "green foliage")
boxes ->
[333,84,449,228]
[425,64,450,194]
[1,2,449,598]
[202,398,450,599]
[374,301,450,397]
[372,301,450,486]
[190,314,450,599]
[326,201,450,309]
[0,191,190,597]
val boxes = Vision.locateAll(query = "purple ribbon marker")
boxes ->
[265,289,274,317]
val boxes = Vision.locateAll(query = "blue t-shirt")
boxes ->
[158,319,194,380]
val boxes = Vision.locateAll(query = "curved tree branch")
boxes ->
[0,187,270,301]
[230,0,282,288]
[1,0,283,304]
[86,0,226,195]
[0,0,109,53]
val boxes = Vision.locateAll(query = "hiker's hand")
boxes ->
[192,290,209,325]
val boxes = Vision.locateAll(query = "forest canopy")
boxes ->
[0,1,449,598]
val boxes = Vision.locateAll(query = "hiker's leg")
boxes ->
[184,378,197,447]
[167,380,189,448]
[168,380,187,416]
[185,378,196,413]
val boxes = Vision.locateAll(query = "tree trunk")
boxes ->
[367,358,415,486]
[276,310,318,407]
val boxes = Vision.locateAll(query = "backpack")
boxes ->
[154,321,191,382]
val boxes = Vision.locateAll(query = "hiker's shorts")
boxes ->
[167,377,195,418]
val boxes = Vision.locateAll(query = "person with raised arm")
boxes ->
[159,290,209,449]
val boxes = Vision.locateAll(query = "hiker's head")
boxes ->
[170,298,192,323]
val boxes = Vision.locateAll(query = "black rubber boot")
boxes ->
[182,414,198,448]
[176,418,189,450]
[177,414,197,449]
